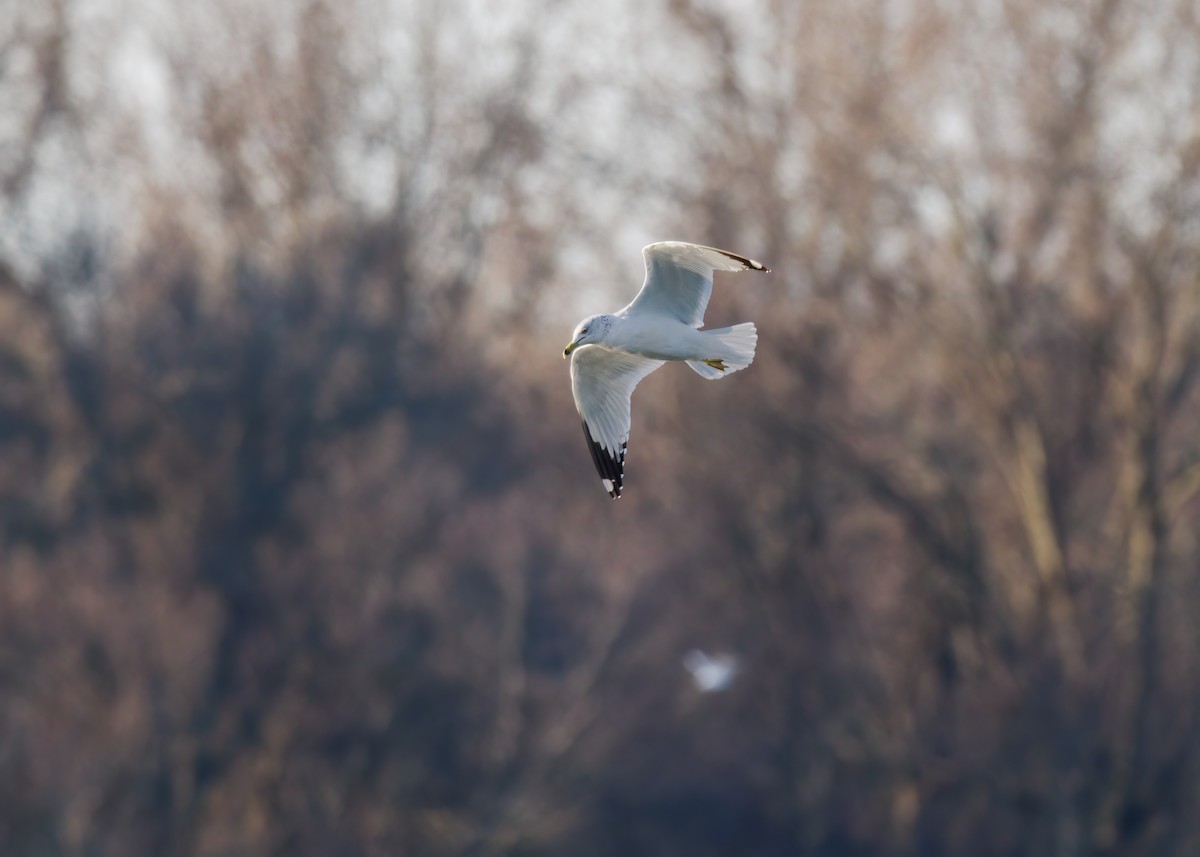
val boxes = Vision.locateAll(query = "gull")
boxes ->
[682,649,741,693]
[563,241,769,498]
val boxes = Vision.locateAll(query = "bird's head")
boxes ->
[563,314,614,358]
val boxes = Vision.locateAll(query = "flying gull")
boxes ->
[563,241,769,498]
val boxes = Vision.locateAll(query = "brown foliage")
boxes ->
[1,1,1199,855]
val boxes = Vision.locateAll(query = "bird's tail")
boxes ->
[686,322,757,380]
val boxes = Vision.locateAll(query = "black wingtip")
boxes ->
[716,248,770,273]
[581,421,626,499]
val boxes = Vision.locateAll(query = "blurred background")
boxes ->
[2,0,1200,854]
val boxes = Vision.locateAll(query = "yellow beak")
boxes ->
[563,341,577,358]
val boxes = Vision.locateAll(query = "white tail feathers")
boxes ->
[686,322,757,379]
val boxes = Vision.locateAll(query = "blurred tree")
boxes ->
[0,0,1199,855]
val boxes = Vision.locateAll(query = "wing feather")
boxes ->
[569,345,664,498]
[621,241,769,328]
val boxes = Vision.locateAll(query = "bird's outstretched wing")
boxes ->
[570,345,665,498]
[621,242,770,329]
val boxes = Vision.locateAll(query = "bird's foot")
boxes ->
[702,358,728,372]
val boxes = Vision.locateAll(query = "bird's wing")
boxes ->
[620,242,769,329]
[570,345,665,498]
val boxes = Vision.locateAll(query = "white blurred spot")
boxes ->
[933,102,973,152]
[682,649,739,693]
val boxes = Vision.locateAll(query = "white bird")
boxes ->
[563,241,769,498]
[682,649,740,693]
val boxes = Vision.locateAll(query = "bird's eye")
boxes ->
[581,328,588,335]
